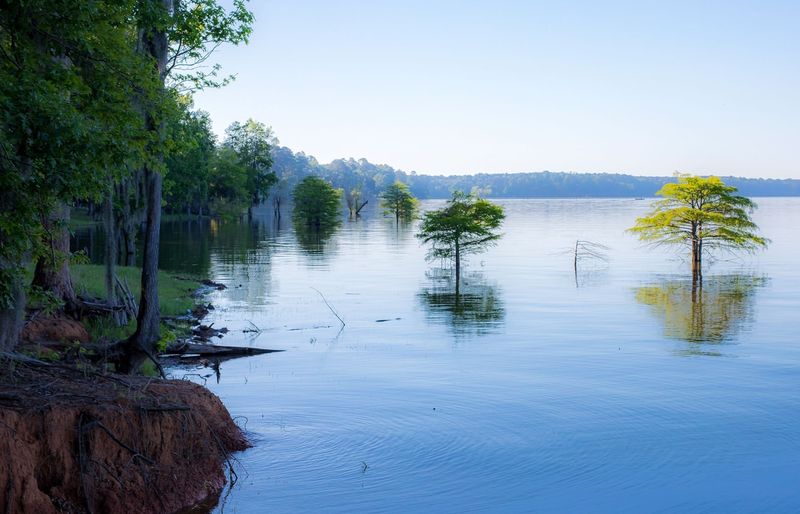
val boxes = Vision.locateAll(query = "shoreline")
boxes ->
[0,275,255,513]
[0,356,248,513]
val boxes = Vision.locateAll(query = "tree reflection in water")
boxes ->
[635,274,766,354]
[418,270,505,336]
[293,222,338,256]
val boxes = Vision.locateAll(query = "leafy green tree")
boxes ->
[208,147,249,218]
[417,191,505,293]
[0,0,149,349]
[292,177,343,230]
[628,175,768,280]
[164,102,216,215]
[224,119,278,215]
[124,0,253,372]
[381,181,419,222]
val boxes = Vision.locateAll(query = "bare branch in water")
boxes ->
[311,287,346,327]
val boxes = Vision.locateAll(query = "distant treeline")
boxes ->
[270,146,800,200]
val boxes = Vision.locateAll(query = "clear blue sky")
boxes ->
[193,0,799,178]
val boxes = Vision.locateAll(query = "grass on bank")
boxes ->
[71,264,200,316]
[71,264,202,341]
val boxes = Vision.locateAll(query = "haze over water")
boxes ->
[80,198,800,512]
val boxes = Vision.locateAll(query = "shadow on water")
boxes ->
[418,270,505,336]
[634,274,767,355]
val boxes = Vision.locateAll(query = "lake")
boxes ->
[76,198,800,513]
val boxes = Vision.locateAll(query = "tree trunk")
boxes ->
[0,275,25,352]
[116,177,138,267]
[0,153,32,352]
[454,239,461,296]
[355,200,368,217]
[32,202,77,310]
[691,238,702,282]
[125,164,162,370]
[104,184,128,326]
[122,0,171,373]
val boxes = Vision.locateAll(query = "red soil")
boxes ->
[20,316,91,345]
[0,362,249,514]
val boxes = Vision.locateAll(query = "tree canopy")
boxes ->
[628,175,768,278]
[381,181,419,222]
[224,119,278,210]
[292,176,343,230]
[0,0,254,357]
[417,191,505,292]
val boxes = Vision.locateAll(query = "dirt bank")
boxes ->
[0,358,249,514]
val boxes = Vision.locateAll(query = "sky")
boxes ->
[193,0,799,178]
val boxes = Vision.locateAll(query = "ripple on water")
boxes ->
[135,200,800,513]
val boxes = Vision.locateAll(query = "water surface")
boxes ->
[77,198,800,512]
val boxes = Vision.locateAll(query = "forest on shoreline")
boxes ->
[268,146,800,202]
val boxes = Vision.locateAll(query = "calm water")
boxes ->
[77,198,800,513]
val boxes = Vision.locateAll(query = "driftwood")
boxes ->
[192,324,228,341]
[163,342,280,358]
[200,279,226,290]
[74,275,136,323]
[114,275,138,320]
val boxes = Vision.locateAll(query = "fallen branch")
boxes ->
[164,342,280,358]
[311,287,345,327]
[242,320,262,334]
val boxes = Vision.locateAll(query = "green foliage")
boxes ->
[70,250,91,266]
[0,0,151,305]
[292,177,343,230]
[271,146,800,200]
[628,175,768,272]
[83,316,136,342]
[417,191,505,265]
[166,0,254,90]
[157,327,177,353]
[208,147,250,218]
[26,285,63,316]
[224,119,278,206]
[164,100,216,214]
[381,181,419,221]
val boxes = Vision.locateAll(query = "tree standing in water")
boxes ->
[292,176,343,230]
[628,175,767,281]
[417,191,505,294]
[381,181,419,222]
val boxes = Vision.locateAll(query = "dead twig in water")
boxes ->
[242,320,262,334]
[311,287,346,327]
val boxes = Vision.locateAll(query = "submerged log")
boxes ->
[164,341,281,358]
